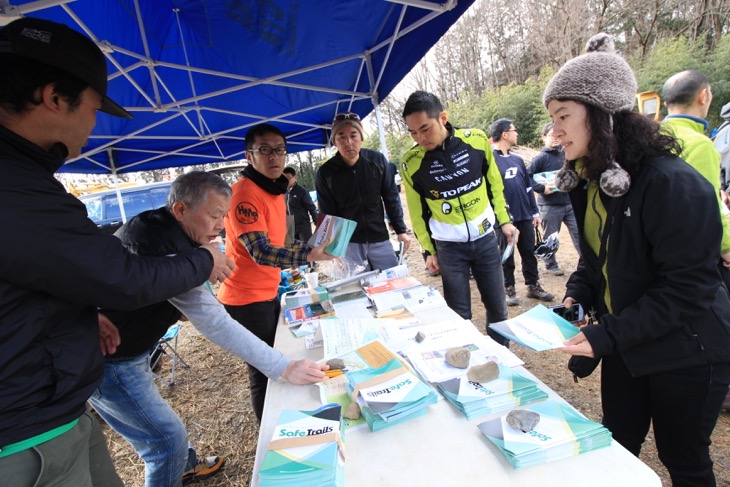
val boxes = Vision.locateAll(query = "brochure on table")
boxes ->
[488,304,580,351]
[259,403,344,487]
[363,276,421,295]
[320,318,406,359]
[477,399,612,469]
[316,340,407,430]
[284,300,336,325]
[404,324,524,384]
[367,284,447,314]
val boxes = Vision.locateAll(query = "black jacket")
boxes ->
[0,125,213,446]
[101,207,201,359]
[315,148,406,243]
[527,146,571,206]
[566,153,730,376]
[285,182,318,234]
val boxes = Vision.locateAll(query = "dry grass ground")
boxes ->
[103,159,730,486]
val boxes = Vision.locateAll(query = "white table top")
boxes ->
[251,286,661,486]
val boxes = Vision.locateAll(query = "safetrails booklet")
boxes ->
[346,357,438,432]
[477,399,612,469]
[309,214,357,257]
[436,363,548,419]
[488,304,580,351]
[258,403,344,486]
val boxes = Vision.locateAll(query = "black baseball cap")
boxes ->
[0,17,132,119]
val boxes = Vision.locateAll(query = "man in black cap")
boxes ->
[0,17,233,486]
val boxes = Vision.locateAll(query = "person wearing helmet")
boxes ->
[546,33,730,485]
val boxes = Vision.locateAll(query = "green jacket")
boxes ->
[663,115,730,254]
[401,123,510,255]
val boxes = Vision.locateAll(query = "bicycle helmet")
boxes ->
[534,229,560,260]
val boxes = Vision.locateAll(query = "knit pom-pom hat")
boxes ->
[543,33,637,113]
[545,33,634,197]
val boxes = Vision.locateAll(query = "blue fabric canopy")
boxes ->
[2,0,474,174]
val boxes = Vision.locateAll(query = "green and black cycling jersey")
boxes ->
[401,123,511,255]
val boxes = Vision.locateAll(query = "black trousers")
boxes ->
[224,298,281,423]
[500,219,539,287]
[601,353,730,486]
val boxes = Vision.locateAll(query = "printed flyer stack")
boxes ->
[346,357,438,432]
[259,403,345,486]
[436,363,548,419]
[477,400,612,469]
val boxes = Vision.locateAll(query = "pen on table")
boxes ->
[324,369,343,378]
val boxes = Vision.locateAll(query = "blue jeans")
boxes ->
[538,203,580,269]
[89,353,196,487]
[435,232,509,346]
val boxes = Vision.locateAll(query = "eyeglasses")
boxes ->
[249,146,287,156]
[333,112,361,122]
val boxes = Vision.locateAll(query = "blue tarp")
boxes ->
[3,0,474,174]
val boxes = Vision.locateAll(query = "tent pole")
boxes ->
[108,148,128,224]
[373,103,389,159]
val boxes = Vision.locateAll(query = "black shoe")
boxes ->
[527,283,554,302]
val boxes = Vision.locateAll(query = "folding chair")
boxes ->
[150,322,190,386]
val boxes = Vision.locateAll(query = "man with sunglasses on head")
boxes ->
[316,112,411,271]
[217,123,335,422]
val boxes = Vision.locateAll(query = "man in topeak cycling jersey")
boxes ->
[401,91,516,346]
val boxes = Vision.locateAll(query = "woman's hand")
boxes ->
[559,331,595,358]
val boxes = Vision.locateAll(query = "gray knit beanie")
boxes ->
[543,33,637,113]
[544,33,635,197]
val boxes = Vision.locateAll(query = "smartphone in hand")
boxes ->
[549,303,584,323]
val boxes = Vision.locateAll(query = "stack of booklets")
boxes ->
[477,400,612,469]
[284,300,336,325]
[258,403,345,487]
[436,363,548,419]
[345,357,438,432]
[309,214,357,257]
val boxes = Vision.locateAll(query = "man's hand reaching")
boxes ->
[281,359,328,384]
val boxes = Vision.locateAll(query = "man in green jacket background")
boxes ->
[662,70,730,266]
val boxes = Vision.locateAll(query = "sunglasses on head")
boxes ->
[334,112,361,122]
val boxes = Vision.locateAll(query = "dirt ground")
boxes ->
[103,170,730,486]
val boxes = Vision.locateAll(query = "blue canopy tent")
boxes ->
[1,0,475,175]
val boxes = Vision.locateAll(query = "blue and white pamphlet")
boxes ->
[477,399,612,469]
[258,403,344,487]
[346,357,438,431]
[488,304,580,351]
[309,215,357,257]
[436,363,548,420]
